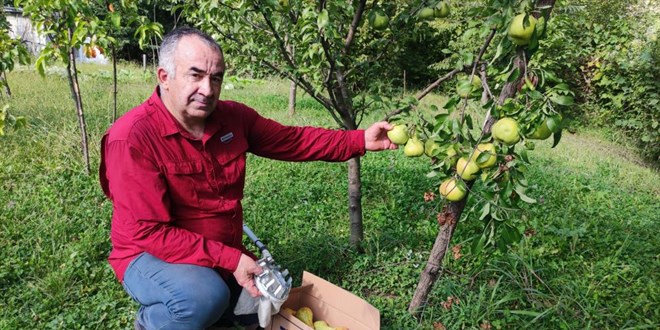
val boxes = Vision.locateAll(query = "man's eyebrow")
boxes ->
[188,67,224,77]
[189,67,205,74]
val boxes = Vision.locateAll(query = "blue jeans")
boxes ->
[122,252,256,330]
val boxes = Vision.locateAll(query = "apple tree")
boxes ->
[377,0,574,313]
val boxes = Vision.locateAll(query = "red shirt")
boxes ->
[99,88,365,281]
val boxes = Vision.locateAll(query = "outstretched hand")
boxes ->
[365,121,398,151]
[233,254,263,297]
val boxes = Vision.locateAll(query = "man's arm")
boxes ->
[243,106,395,160]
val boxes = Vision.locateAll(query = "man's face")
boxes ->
[159,35,225,122]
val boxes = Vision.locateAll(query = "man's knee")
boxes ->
[169,271,232,327]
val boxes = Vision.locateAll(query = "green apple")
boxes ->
[434,1,450,18]
[446,145,457,158]
[472,143,497,168]
[492,118,521,145]
[404,137,424,157]
[508,13,537,46]
[277,0,289,10]
[528,115,561,140]
[369,9,390,30]
[457,75,482,98]
[387,124,409,145]
[456,157,480,181]
[445,145,458,165]
[418,7,435,20]
[440,178,467,202]
[527,119,552,140]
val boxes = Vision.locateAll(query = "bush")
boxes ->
[538,0,659,163]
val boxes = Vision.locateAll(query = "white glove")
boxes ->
[234,288,287,328]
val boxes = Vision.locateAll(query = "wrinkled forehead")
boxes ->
[175,36,225,72]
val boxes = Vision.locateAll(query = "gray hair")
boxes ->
[158,27,223,77]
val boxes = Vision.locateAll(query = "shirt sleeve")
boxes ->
[243,107,366,161]
[101,137,242,272]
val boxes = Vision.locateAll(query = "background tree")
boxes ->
[0,8,29,97]
[539,0,659,162]
[15,0,112,174]
[101,0,163,122]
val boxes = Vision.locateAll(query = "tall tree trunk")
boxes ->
[288,80,297,116]
[409,184,472,313]
[347,157,364,249]
[408,0,556,315]
[67,29,90,175]
[112,44,118,122]
[1,71,11,97]
[286,40,296,115]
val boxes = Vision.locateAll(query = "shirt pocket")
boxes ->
[214,141,247,200]
[162,160,216,210]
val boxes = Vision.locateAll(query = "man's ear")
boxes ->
[157,67,170,90]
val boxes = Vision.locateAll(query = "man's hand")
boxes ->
[233,254,263,297]
[365,121,398,151]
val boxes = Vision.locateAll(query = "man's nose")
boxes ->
[198,76,214,96]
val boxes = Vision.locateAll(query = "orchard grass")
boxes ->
[0,64,657,329]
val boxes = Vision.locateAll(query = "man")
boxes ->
[99,27,397,330]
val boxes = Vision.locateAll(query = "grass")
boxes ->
[1,63,658,329]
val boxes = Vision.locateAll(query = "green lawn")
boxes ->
[0,64,657,329]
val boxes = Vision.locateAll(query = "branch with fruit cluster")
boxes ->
[380,0,568,314]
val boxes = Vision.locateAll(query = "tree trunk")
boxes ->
[67,29,90,175]
[286,41,296,116]
[347,157,364,249]
[408,186,471,313]
[112,44,118,122]
[1,71,11,97]
[408,0,556,315]
[288,80,297,116]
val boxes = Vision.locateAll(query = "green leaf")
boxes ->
[519,148,530,162]
[514,184,536,204]
[479,202,491,220]
[501,224,522,245]
[111,13,121,29]
[443,96,460,111]
[434,113,449,125]
[551,130,562,148]
[471,233,486,255]
[546,115,562,133]
[549,94,574,106]
[35,55,47,77]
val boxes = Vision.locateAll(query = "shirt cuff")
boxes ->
[217,245,243,273]
[349,129,366,156]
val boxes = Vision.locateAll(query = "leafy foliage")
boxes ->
[537,0,659,163]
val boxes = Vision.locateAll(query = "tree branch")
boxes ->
[343,0,367,55]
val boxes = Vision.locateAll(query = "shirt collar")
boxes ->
[202,103,223,144]
[149,86,181,138]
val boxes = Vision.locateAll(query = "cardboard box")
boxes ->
[268,271,380,330]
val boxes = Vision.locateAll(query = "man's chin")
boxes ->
[187,107,215,119]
